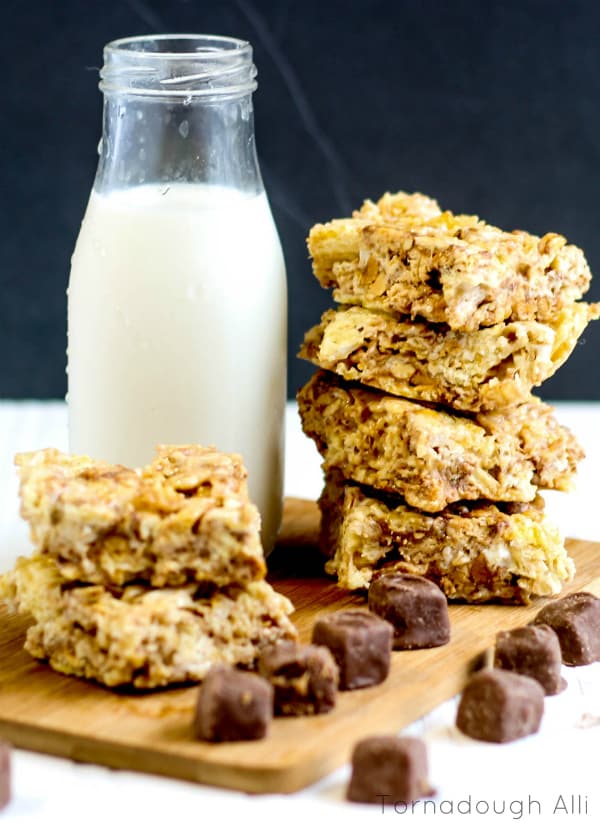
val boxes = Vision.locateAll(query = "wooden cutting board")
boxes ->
[0,498,598,794]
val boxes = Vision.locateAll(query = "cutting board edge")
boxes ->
[0,662,478,795]
[0,528,597,795]
[0,717,331,795]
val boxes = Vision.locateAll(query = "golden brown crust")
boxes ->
[299,304,599,412]
[297,371,583,511]
[355,191,443,223]
[319,474,574,602]
[308,192,592,330]
[0,556,297,689]
[16,445,266,588]
[474,402,584,492]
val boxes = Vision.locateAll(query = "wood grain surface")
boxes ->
[0,498,598,794]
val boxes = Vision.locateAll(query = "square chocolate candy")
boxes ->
[258,641,339,716]
[347,736,433,804]
[494,624,565,695]
[532,591,600,666]
[311,610,393,690]
[194,664,273,742]
[368,573,450,650]
[456,669,544,743]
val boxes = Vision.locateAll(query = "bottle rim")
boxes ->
[100,34,257,98]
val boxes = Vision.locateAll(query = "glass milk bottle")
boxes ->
[67,35,287,551]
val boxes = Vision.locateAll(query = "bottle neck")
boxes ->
[95,92,262,194]
[94,34,263,195]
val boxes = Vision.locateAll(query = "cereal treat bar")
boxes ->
[0,555,297,689]
[16,445,266,588]
[474,401,583,492]
[308,191,592,330]
[300,303,599,412]
[319,474,574,602]
[298,371,582,512]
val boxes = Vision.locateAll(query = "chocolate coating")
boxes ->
[494,624,565,695]
[347,736,433,804]
[311,610,393,690]
[258,641,339,715]
[532,591,600,666]
[368,573,450,649]
[456,669,544,743]
[193,664,273,742]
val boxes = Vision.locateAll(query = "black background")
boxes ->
[2,0,599,400]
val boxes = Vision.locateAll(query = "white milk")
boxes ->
[68,183,287,551]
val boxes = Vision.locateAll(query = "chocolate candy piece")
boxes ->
[494,624,565,695]
[258,641,339,715]
[347,736,433,804]
[456,669,544,743]
[194,664,273,742]
[368,573,450,649]
[532,591,600,666]
[0,743,9,811]
[311,610,393,690]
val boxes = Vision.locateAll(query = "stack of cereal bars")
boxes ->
[298,192,599,603]
[1,445,296,688]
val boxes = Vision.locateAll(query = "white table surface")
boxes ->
[0,400,598,823]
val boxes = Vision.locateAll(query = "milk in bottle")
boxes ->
[67,36,287,551]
